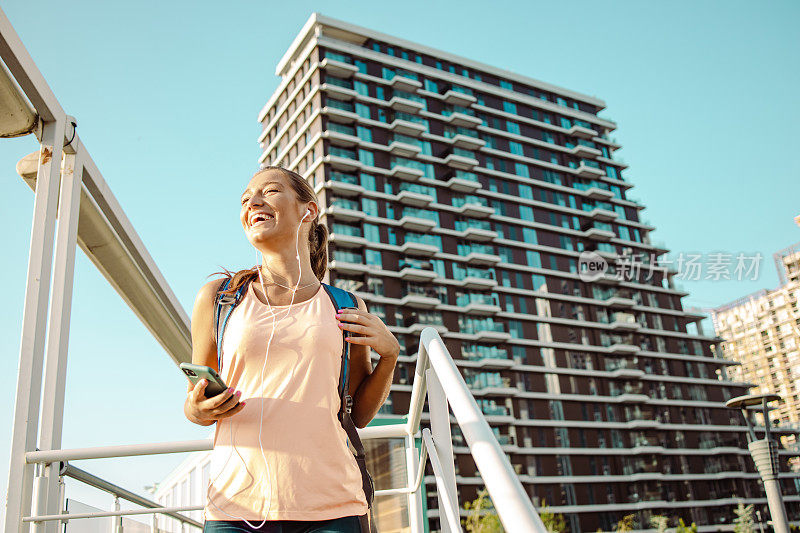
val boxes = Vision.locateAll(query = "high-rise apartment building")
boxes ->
[713,243,800,427]
[255,13,800,531]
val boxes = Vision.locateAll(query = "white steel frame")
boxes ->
[1,6,544,533]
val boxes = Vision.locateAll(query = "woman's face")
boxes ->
[239,170,310,249]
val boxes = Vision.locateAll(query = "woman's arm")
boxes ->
[184,278,244,426]
[340,295,400,428]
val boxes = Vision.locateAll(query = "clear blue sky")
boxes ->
[1,0,798,523]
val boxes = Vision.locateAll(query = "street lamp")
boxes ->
[726,393,790,533]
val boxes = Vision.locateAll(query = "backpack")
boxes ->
[212,276,377,533]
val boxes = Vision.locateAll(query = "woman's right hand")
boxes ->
[185,379,245,425]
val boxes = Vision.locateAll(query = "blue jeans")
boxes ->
[203,514,364,533]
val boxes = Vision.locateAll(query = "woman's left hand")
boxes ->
[336,308,400,361]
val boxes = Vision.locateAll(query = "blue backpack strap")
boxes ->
[214,276,252,372]
[320,283,375,515]
[321,283,358,406]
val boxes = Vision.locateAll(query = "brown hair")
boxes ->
[211,166,328,296]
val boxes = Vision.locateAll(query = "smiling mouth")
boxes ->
[249,213,275,227]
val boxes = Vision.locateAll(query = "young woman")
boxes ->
[184,166,400,533]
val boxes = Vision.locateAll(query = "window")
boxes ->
[522,227,537,244]
[519,205,534,222]
[357,126,372,142]
[506,121,520,135]
[366,249,382,268]
[526,250,541,269]
[355,102,370,119]
[509,141,524,156]
[518,184,533,199]
[500,80,513,90]
[424,79,438,93]
[363,223,380,241]
[354,80,369,96]
[358,149,374,167]
[503,101,517,114]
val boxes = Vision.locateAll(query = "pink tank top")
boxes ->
[203,282,368,521]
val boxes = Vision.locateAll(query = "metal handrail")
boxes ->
[21,329,545,532]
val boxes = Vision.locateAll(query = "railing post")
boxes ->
[5,117,67,533]
[426,368,459,532]
[406,433,425,533]
[112,495,122,533]
[38,141,82,533]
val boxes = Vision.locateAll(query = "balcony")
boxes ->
[584,227,616,241]
[446,173,481,193]
[462,275,498,290]
[462,227,498,242]
[322,105,360,124]
[587,207,618,222]
[325,204,363,223]
[324,154,362,172]
[568,124,598,139]
[388,95,425,114]
[569,144,602,158]
[388,75,422,92]
[320,82,357,101]
[467,376,518,395]
[443,152,478,170]
[442,89,477,106]
[604,296,636,309]
[326,177,364,198]
[610,316,641,332]
[464,251,501,266]
[390,165,425,181]
[325,129,360,147]
[457,201,494,218]
[575,162,606,178]
[389,118,426,136]
[328,232,368,248]
[400,240,439,256]
[444,111,482,128]
[463,300,502,316]
[398,266,438,283]
[388,140,421,157]
[396,190,434,207]
[319,57,358,78]
[584,187,615,201]
[399,293,440,309]
[606,343,640,354]
[608,367,646,379]
[467,354,515,369]
[329,259,368,275]
[449,133,485,150]
[399,215,436,232]
[594,272,621,285]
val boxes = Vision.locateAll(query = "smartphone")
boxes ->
[180,363,230,398]
[339,306,361,338]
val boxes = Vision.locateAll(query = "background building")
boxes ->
[713,243,800,427]
[250,13,800,532]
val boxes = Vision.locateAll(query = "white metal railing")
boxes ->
[1,6,544,532]
[19,327,545,532]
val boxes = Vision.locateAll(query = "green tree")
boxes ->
[733,502,756,533]
[538,501,567,533]
[615,514,635,532]
[650,515,669,533]
[675,518,699,533]
[462,487,504,533]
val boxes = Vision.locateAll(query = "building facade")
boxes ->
[253,13,800,532]
[713,244,800,427]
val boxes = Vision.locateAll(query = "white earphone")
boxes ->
[207,205,313,526]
